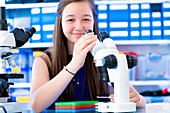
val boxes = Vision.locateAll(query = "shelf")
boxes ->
[19,40,170,48]
[144,96,170,103]
[10,80,170,88]
[21,42,53,48]
[130,80,170,86]
[6,2,59,9]
[114,40,170,46]
[10,83,31,88]
[95,0,170,4]
[5,0,170,9]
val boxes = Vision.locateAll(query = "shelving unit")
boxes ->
[12,80,170,88]
[114,40,170,45]
[22,42,53,48]
[21,40,170,48]
[5,0,170,9]
[130,80,170,86]
[11,83,31,88]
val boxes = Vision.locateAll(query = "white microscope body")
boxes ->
[0,0,36,112]
[0,0,16,73]
[0,29,16,73]
[92,38,136,112]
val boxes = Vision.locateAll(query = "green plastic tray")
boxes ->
[55,101,98,106]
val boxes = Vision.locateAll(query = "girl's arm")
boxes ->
[30,56,77,112]
[30,33,97,112]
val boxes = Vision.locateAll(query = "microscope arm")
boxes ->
[93,38,130,102]
[93,38,136,112]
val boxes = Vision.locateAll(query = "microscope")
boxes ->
[85,30,137,112]
[0,0,36,112]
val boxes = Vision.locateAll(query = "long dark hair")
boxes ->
[49,0,110,101]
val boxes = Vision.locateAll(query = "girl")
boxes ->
[30,0,146,112]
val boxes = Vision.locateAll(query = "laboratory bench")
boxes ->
[19,102,170,113]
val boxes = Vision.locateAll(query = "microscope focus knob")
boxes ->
[102,55,117,69]
[126,55,138,69]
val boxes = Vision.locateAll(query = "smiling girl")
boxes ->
[30,0,145,112]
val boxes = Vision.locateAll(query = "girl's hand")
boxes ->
[109,94,114,101]
[109,86,141,106]
[70,33,97,70]
[129,86,141,106]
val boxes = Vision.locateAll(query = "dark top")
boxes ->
[47,55,89,110]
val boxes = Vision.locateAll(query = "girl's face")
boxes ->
[62,1,94,45]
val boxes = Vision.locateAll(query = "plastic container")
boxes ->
[136,54,170,80]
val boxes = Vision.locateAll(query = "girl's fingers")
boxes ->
[75,34,97,52]
[80,36,97,50]
[129,87,134,93]
[72,34,97,68]
[129,97,138,103]
[129,91,136,98]
[109,94,114,101]
[76,33,95,45]
[129,92,140,103]
[82,41,96,54]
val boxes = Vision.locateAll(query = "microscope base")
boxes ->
[0,102,22,113]
[97,102,136,112]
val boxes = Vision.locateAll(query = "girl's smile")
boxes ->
[72,33,85,37]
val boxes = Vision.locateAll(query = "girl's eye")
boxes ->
[83,19,90,21]
[67,19,74,22]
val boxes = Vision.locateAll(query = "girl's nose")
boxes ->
[74,21,84,31]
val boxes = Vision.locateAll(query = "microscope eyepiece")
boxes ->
[85,30,93,34]
[25,27,36,37]
[0,7,7,30]
[10,27,36,47]
[99,31,109,42]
